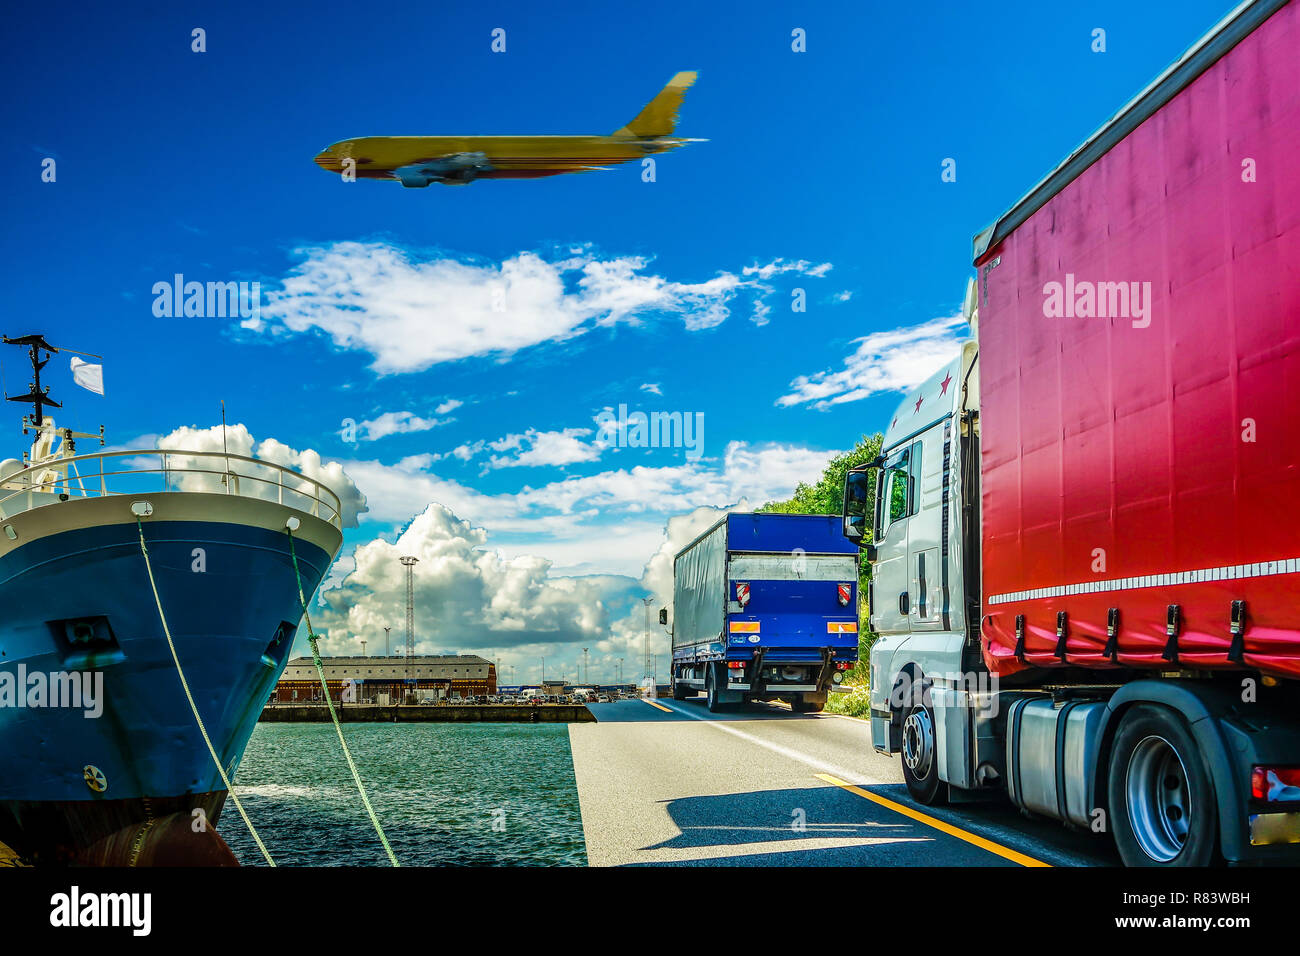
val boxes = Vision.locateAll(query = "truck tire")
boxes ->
[706,663,725,713]
[791,696,824,714]
[1107,705,1218,867]
[900,703,944,804]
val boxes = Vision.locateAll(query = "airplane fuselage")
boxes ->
[314,134,684,183]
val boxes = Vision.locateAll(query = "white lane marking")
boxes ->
[652,699,877,784]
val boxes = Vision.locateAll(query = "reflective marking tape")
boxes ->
[729,621,760,633]
[827,621,858,633]
[987,557,1300,606]
[814,773,1050,867]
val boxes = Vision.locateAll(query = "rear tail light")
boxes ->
[835,660,853,670]
[1251,766,1300,802]
[727,661,746,669]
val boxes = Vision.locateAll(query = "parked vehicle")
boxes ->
[842,0,1300,867]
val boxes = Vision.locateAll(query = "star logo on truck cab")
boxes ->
[914,395,923,413]
[940,371,953,395]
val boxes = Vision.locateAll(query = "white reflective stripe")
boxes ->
[987,557,1300,605]
[728,554,857,582]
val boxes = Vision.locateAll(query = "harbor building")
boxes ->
[271,654,497,703]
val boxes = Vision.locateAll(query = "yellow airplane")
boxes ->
[314,72,701,188]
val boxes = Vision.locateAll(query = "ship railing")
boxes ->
[0,448,344,528]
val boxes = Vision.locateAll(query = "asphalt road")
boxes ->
[570,696,1118,867]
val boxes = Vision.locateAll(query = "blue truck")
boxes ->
[669,513,860,712]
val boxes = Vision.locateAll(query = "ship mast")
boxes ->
[2,333,62,429]
[2,334,105,459]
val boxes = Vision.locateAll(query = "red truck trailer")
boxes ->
[843,0,1300,865]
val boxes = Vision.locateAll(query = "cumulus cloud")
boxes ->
[777,312,966,409]
[639,383,662,396]
[486,428,605,470]
[434,398,463,415]
[154,423,368,527]
[313,504,616,655]
[356,410,448,441]
[300,440,839,676]
[249,243,833,373]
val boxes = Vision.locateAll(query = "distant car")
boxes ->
[597,695,610,703]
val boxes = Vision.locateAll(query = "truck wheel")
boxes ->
[1107,705,1218,867]
[900,704,943,804]
[706,664,725,713]
[791,697,824,714]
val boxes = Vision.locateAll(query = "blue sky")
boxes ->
[1,0,1235,682]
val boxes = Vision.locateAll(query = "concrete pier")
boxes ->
[259,703,595,723]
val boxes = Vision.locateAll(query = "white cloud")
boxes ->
[250,243,836,373]
[777,312,966,409]
[313,504,617,655]
[434,398,463,415]
[639,383,662,396]
[743,258,833,280]
[154,423,368,528]
[335,439,839,577]
[357,410,447,441]
[486,427,604,469]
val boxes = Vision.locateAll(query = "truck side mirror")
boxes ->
[658,608,667,625]
[842,468,872,545]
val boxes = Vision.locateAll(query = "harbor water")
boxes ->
[223,723,587,866]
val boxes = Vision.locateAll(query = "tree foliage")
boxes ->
[757,433,884,520]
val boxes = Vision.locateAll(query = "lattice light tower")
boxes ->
[400,556,419,696]
[641,597,653,680]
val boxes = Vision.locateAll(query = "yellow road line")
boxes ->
[639,697,673,713]
[814,773,1050,867]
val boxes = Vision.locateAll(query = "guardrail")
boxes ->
[0,448,343,528]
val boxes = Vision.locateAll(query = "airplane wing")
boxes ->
[391,151,493,187]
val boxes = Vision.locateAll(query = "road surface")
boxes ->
[569,696,1116,867]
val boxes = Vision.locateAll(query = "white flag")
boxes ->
[70,357,104,395]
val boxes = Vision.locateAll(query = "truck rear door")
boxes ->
[727,553,858,657]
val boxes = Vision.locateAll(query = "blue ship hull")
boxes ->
[0,495,338,864]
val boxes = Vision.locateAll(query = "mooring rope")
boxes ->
[135,518,276,865]
[286,526,400,867]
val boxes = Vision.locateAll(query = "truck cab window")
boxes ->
[875,442,922,543]
[876,450,911,543]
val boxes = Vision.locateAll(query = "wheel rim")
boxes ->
[1125,734,1192,863]
[901,709,933,779]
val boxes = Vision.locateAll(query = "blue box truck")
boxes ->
[669,513,860,712]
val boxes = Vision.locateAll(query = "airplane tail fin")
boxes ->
[613,71,697,138]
